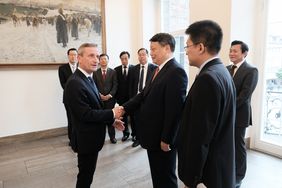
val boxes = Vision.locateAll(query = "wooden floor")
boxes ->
[0,133,282,188]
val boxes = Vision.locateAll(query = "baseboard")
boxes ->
[0,127,67,146]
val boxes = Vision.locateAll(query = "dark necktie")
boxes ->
[88,76,100,98]
[102,70,106,80]
[123,66,127,80]
[138,65,145,92]
[230,65,237,77]
[152,67,159,81]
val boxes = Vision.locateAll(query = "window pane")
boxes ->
[161,0,189,32]
[263,0,282,146]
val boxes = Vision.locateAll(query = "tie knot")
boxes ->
[232,65,237,69]
[124,66,127,69]
[88,76,93,83]
[141,65,144,69]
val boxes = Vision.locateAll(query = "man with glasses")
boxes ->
[178,20,236,188]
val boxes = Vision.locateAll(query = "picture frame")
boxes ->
[0,0,106,66]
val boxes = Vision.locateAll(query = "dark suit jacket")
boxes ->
[63,69,114,154]
[114,64,134,104]
[178,59,236,188]
[58,63,73,90]
[93,68,118,108]
[227,61,258,127]
[129,63,157,98]
[123,58,188,149]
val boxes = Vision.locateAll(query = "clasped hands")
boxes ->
[112,106,126,131]
[100,93,112,101]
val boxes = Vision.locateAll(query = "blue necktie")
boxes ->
[88,76,100,99]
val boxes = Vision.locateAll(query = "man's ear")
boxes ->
[243,51,248,58]
[199,43,205,54]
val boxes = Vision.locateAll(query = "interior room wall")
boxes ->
[0,68,66,137]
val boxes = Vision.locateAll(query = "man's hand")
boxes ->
[113,119,125,131]
[100,94,112,101]
[160,141,171,152]
[112,106,124,119]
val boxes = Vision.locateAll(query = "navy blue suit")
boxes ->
[64,69,114,187]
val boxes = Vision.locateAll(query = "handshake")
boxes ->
[112,106,126,131]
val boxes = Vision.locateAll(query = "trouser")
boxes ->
[147,149,178,188]
[235,126,247,182]
[76,152,99,188]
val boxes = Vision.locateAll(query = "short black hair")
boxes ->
[119,51,130,58]
[231,40,249,53]
[67,48,77,55]
[185,20,222,54]
[149,33,175,52]
[137,48,148,54]
[99,53,109,60]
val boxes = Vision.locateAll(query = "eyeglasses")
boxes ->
[184,43,198,50]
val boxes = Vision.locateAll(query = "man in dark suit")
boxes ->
[93,53,118,144]
[58,48,78,145]
[115,51,134,141]
[129,48,157,147]
[123,33,188,188]
[227,40,258,188]
[177,20,236,188]
[64,43,124,188]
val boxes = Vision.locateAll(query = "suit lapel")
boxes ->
[143,60,173,97]
[77,70,103,107]
[233,61,246,79]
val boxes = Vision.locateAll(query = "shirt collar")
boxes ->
[198,56,219,74]
[158,57,173,71]
[78,67,92,78]
[232,59,245,69]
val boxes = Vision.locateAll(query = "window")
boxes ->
[160,0,189,74]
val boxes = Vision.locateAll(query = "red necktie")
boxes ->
[152,67,159,81]
[102,70,106,80]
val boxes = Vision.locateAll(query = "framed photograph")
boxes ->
[0,0,105,66]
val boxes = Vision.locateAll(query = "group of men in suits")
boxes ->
[59,20,258,188]
[92,49,158,147]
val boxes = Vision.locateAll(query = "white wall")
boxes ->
[0,68,66,137]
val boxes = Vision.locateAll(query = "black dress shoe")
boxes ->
[132,140,140,147]
[121,135,129,141]
[110,138,117,144]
